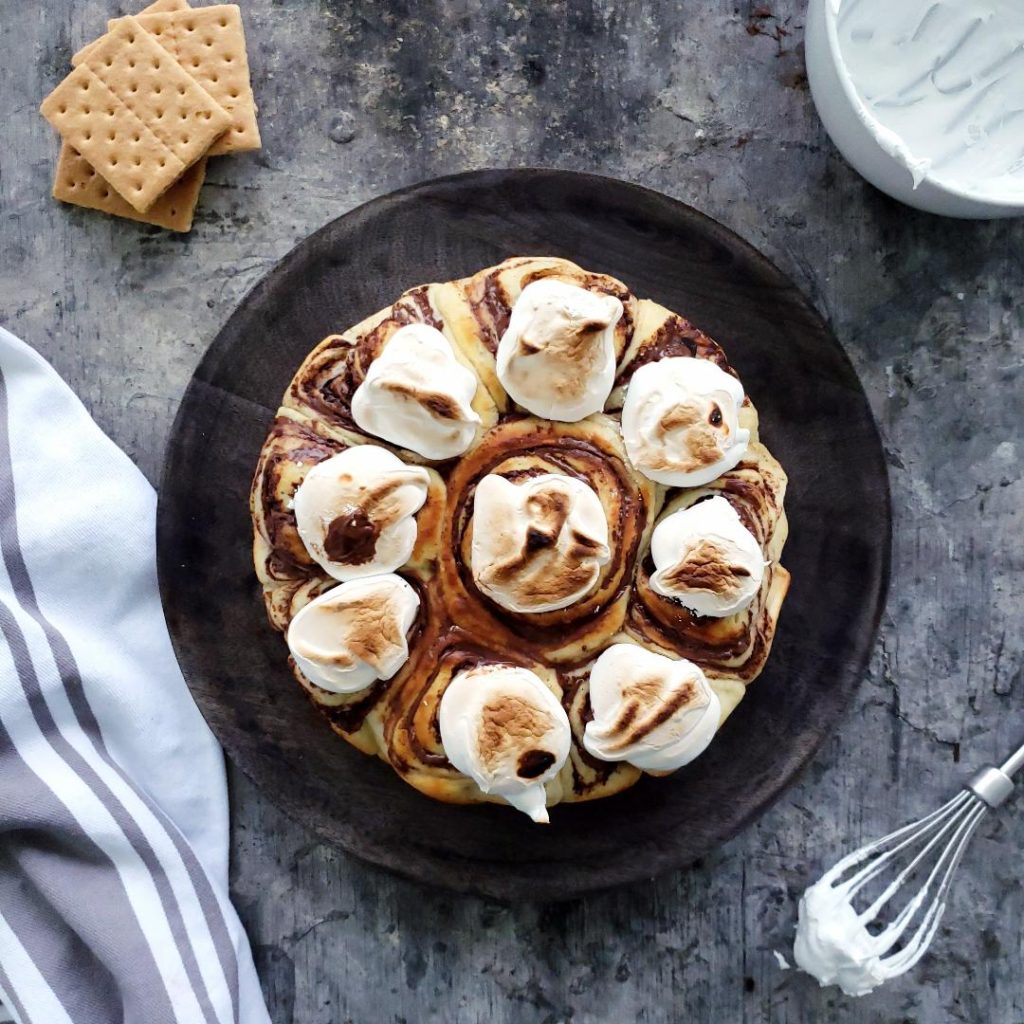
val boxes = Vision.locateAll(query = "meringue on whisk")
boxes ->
[794,738,1024,996]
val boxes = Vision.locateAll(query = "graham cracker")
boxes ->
[53,142,205,232]
[73,0,191,80]
[120,5,259,154]
[41,16,231,212]
[75,4,260,156]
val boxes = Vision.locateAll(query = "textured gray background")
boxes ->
[3,1,1024,1021]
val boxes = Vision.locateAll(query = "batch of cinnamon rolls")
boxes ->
[250,256,790,822]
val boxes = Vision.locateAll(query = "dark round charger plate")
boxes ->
[157,169,891,901]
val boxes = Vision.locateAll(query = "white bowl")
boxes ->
[805,0,1024,219]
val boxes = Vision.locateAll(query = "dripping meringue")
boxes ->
[293,445,430,581]
[438,663,571,822]
[351,322,481,460]
[286,574,420,694]
[470,472,610,613]
[583,644,721,772]
[650,495,766,617]
[621,357,749,486]
[496,279,623,421]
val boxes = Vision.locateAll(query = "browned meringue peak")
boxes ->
[286,575,420,694]
[470,472,611,613]
[496,279,623,421]
[649,496,766,617]
[438,663,572,822]
[621,356,750,487]
[350,322,482,460]
[293,445,430,581]
[582,644,721,772]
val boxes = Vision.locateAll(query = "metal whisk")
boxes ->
[794,740,1024,995]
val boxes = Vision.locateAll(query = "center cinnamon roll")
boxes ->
[438,415,654,664]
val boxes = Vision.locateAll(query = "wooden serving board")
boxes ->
[156,169,890,901]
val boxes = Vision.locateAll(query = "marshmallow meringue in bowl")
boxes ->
[496,279,623,421]
[293,445,430,581]
[650,495,766,617]
[470,471,611,613]
[583,644,721,773]
[438,663,572,822]
[351,322,481,460]
[287,574,420,694]
[621,357,749,487]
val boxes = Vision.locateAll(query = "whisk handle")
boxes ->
[999,741,1024,780]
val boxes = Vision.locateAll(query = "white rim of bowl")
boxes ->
[821,0,1024,210]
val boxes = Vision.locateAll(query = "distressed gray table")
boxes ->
[4,1,1024,1021]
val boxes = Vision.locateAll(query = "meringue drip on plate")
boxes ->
[649,495,766,617]
[471,471,611,614]
[287,574,420,694]
[351,322,482,460]
[293,445,430,581]
[496,279,623,421]
[621,356,750,487]
[583,644,721,774]
[438,663,572,822]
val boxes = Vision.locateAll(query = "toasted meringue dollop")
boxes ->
[496,279,623,421]
[351,323,482,460]
[293,445,430,581]
[470,472,611,613]
[286,574,419,694]
[650,496,766,617]
[621,357,750,486]
[438,663,572,822]
[583,644,721,773]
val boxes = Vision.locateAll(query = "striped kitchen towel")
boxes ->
[0,327,269,1024]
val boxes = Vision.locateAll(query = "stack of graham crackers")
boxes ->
[40,0,260,233]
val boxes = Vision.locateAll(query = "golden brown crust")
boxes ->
[251,256,790,812]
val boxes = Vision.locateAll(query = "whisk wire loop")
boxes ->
[796,739,1024,995]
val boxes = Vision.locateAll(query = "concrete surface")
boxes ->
[2,1,1023,1021]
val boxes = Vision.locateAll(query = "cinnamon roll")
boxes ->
[626,440,790,700]
[438,414,654,665]
[250,256,791,820]
[282,284,499,460]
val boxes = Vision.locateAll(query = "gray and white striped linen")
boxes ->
[0,326,269,1024]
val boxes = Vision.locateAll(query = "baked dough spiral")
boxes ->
[251,256,789,818]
